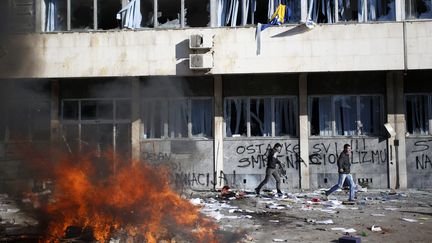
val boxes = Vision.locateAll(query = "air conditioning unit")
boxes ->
[189,34,213,49]
[189,54,213,70]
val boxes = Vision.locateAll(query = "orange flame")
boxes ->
[21,147,219,242]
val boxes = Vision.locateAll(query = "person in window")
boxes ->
[325,144,356,201]
[255,143,284,197]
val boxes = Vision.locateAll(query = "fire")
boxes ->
[21,147,219,242]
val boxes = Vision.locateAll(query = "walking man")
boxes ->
[325,144,356,201]
[255,143,284,196]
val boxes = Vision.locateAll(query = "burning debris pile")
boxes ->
[20,147,220,242]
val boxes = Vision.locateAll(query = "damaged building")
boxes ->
[0,0,431,195]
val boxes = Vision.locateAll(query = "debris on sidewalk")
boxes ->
[370,225,382,232]
[402,218,418,223]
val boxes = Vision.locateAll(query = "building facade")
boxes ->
[0,0,431,193]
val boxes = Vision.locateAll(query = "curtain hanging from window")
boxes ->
[225,98,247,137]
[117,0,142,29]
[191,99,213,137]
[334,96,356,136]
[45,0,56,31]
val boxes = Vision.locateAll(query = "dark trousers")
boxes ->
[256,168,281,192]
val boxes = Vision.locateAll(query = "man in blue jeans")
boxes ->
[325,144,356,201]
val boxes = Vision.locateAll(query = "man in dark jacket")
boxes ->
[325,144,356,201]
[255,143,284,196]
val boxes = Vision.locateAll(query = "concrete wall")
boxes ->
[406,138,432,188]
[1,21,431,78]
[309,138,388,189]
[223,139,300,190]
[140,139,214,189]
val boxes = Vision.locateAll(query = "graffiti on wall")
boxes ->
[235,142,301,170]
[411,139,432,170]
[309,138,387,166]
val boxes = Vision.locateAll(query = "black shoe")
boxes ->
[255,188,260,195]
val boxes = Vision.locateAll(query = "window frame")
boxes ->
[308,94,384,137]
[404,93,432,136]
[141,96,214,140]
[224,96,298,139]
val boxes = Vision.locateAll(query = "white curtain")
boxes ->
[117,0,142,29]
[45,0,56,31]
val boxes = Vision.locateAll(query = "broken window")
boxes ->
[405,94,431,135]
[60,98,131,154]
[158,0,181,28]
[310,95,382,136]
[71,0,94,29]
[308,0,336,23]
[406,0,432,19]
[186,0,209,27]
[308,0,395,23]
[141,97,213,139]
[250,98,272,137]
[310,96,332,136]
[225,96,298,137]
[366,0,396,21]
[225,98,248,137]
[141,0,154,27]
[45,0,121,31]
[217,0,300,27]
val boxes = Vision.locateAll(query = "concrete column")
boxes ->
[131,78,141,163]
[394,72,407,189]
[50,80,60,144]
[386,73,397,189]
[299,73,310,189]
[210,0,218,27]
[386,71,407,189]
[214,75,224,189]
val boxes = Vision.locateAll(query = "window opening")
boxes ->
[310,96,332,136]
[158,0,181,28]
[186,0,209,27]
[168,99,188,138]
[275,97,297,136]
[359,96,381,135]
[250,98,271,137]
[225,98,248,137]
[334,96,357,136]
[225,96,298,138]
[406,0,432,19]
[98,0,121,30]
[405,95,429,135]
[191,98,213,137]
[71,0,94,30]
[142,97,213,139]
[309,95,382,136]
